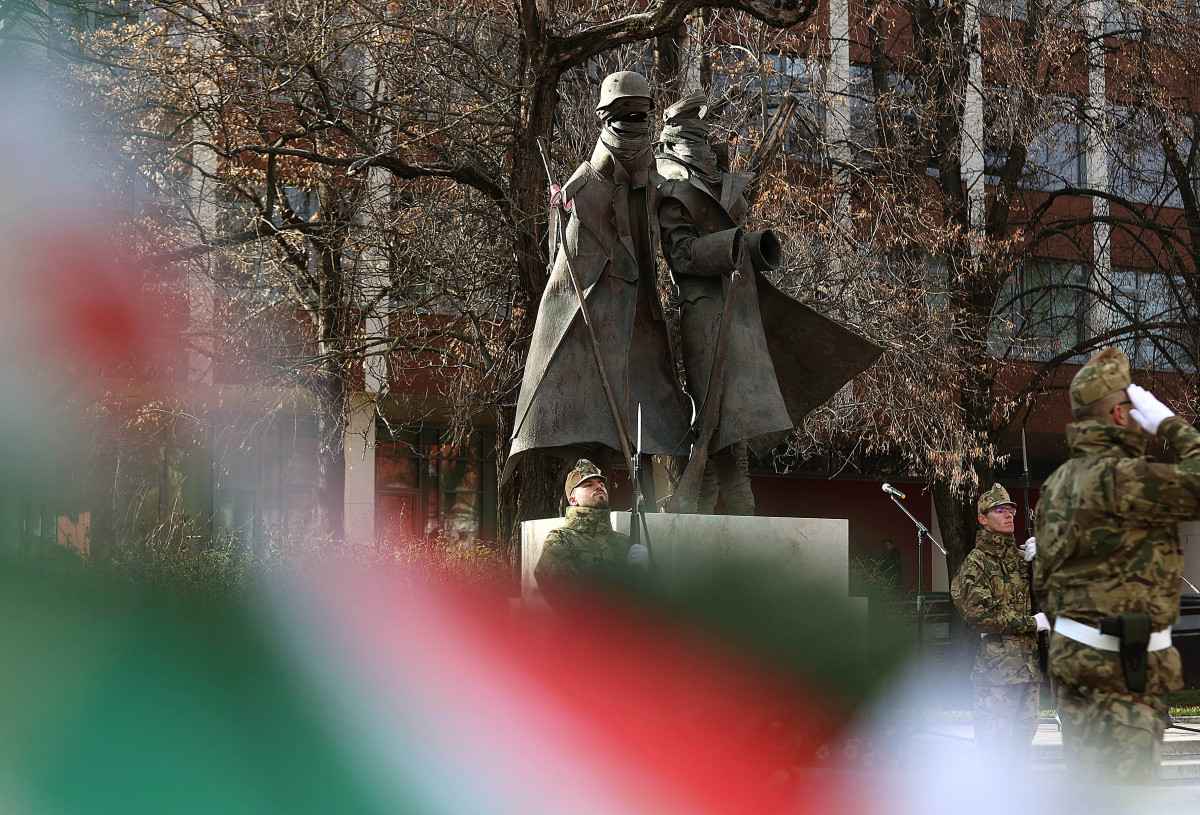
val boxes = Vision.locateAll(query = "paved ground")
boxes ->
[907,718,1200,784]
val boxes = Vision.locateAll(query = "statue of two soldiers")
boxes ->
[504,72,880,514]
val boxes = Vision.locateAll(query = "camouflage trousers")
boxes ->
[973,681,1039,764]
[1057,684,1167,784]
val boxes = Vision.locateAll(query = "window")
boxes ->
[212,419,321,549]
[983,0,1085,27]
[765,54,826,163]
[376,426,496,543]
[1103,0,1200,39]
[985,91,1086,190]
[924,255,953,310]
[215,186,321,303]
[981,0,1030,22]
[214,440,260,548]
[1111,268,1197,371]
[57,0,136,33]
[847,64,877,163]
[711,49,827,164]
[840,65,932,170]
[993,259,1087,359]
[1108,105,1190,208]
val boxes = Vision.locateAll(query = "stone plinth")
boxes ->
[519,512,868,676]
[521,512,851,601]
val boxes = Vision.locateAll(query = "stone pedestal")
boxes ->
[520,515,866,668]
[522,513,852,603]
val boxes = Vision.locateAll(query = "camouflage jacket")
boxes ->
[951,529,1041,684]
[534,507,632,610]
[1034,418,1200,628]
[1033,418,1200,695]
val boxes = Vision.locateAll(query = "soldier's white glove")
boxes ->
[1021,537,1037,562]
[1127,383,1175,435]
[1033,612,1050,633]
[626,543,649,568]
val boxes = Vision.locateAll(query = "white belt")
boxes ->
[1054,616,1172,652]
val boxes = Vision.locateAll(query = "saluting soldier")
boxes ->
[1035,347,1200,782]
[951,483,1049,764]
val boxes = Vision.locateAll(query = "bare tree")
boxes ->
[40,0,817,552]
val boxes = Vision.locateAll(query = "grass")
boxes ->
[1169,688,1200,718]
[923,688,1200,721]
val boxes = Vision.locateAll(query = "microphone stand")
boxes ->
[887,491,946,659]
[1170,573,1200,733]
[885,489,968,742]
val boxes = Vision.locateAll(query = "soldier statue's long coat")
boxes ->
[656,159,882,454]
[503,143,690,483]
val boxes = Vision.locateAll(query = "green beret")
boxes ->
[977,483,1016,514]
[1070,347,1131,412]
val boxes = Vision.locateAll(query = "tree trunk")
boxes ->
[496,444,561,568]
[497,51,564,557]
[312,358,348,541]
[90,431,118,560]
[654,28,683,90]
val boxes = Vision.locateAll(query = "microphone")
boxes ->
[882,482,906,499]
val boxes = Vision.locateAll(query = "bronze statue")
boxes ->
[502,72,689,487]
[505,81,880,515]
[656,93,882,513]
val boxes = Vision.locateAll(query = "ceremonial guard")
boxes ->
[951,484,1048,763]
[535,460,648,612]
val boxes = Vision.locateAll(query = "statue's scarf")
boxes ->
[599,97,653,185]
[656,92,721,185]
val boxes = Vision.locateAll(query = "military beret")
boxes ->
[977,483,1016,514]
[1070,346,1131,411]
[564,459,605,498]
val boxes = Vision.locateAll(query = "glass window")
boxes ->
[924,255,953,310]
[710,49,827,164]
[1103,0,1200,38]
[211,419,323,548]
[1022,259,1087,353]
[1107,105,1189,208]
[992,259,1087,359]
[767,54,826,162]
[377,454,419,490]
[983,0,1085,27]
[1111,268,1198,371]
[215,488,256,547]
[847,64,877,164]
[376,426,494,543]
[841,66,932,171]
[986,91,1086,190]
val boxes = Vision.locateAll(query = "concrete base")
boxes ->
[520,512,868,672]
[522,512,851,600]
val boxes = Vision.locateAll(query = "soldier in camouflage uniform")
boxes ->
[951,483,1049,764]
[534,460,649,612]
[1035,346,1200,782]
